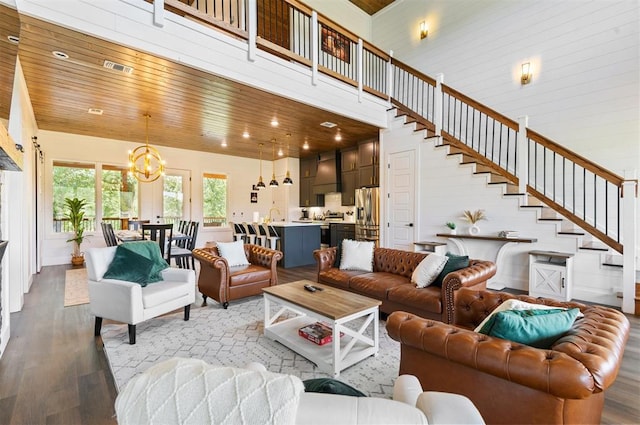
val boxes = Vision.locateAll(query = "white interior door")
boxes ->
[387,150,415,250]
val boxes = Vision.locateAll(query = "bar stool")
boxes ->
[253,223,267,247]
[229,222,246,242]
[262,223,280,250]
[242,222,257,245]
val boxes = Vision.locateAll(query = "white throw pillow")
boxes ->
[411,254,448,288]
[217,240,250,266]
[473,299,583,332]
[340,239,375,272]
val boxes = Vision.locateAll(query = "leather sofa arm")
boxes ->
[192,248,229,271]
[441,259,496,323]
[387,309,629,399]
[313,247,338,273]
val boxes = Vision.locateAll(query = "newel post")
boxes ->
[311,11,319,86]
[621,176,638,314]
[517,116,529,194]
[386,50,394,103]
[357,39,363,103]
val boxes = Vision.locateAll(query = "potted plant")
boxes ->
[64,197,88,266]
[461,209,487,235]
[445,222,457,234]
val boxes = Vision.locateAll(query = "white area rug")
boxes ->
[102,296,400,398]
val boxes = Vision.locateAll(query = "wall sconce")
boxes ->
[521,62,532,85]
[419,21,428,39]
[15,143,24,153]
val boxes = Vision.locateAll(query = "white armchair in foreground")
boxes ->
[85,246,195,344]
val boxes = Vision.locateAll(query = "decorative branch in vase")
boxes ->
[461,209,486,235]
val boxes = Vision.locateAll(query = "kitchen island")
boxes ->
[269,222,321,268]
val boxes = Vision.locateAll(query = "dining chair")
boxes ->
[101,222,118,247]
[170,221,200,269]
[128,219,150,231]
[142,223,173,262]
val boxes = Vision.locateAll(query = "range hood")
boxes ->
[313,150,341,194]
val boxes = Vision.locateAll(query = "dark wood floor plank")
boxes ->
[0,263,637,424]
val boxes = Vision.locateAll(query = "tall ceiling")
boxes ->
[1,7,382,160]
[349,0,395,15]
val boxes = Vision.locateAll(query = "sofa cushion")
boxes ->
[433,253,469,286]
[319,268,367,289]
[349,272,409,299]
[479,308,581,348]
[142,280,194,309]
[217,240,250,266]
[340,239,375,272]
[412,254,448,288]
[103,245,157,286]
[303,378,366,397]
[387,284,442,314]
[229,264,272,287]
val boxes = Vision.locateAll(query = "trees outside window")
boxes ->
[203,173,227,227]
[52,162,96,232]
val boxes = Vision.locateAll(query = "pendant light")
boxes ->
[283,135,293,185]
[269,140,279,188]
[256,143,266,189]
[128,114,165,182]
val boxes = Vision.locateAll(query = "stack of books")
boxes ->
[298,322,337,346]
[499,230,520,239]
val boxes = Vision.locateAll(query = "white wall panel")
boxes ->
[373,0,639,175]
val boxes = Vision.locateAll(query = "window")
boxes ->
[102,165,139,230]
[203,172,227,227]
[52,161,96,232]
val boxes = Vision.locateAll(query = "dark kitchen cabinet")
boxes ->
[358,139,379,187]
[330,223,355,266]
[299,156,324,207]
[340,147,358,206]
[300,156,317,178]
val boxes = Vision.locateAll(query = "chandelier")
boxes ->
[128,114,165,182]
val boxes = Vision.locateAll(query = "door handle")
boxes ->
[405,223,414,227]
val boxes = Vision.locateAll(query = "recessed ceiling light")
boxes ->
[278,147,283,156]
[303,141,309,150]
[242,131,250,138]
[52,50,69,59]
[7,35,19,44]
[221,140,228,147]
[320,121,337,128]
[271,118,279,127]
[88,108,103,115]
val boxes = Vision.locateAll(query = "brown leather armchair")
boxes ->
[386,289,630,425]
[192,244,283,309]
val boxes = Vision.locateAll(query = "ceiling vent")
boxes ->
[320,121,337,128]
[103,60,134,75]
[88,108,103,115]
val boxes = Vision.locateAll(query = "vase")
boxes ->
[468,224,480,235]
[449,229,457,235]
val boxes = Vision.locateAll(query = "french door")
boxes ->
[142,169,191,226]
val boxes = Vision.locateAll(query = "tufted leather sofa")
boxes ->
[386,288,630,424]
[193,244,282,309]
[313,247,496,323]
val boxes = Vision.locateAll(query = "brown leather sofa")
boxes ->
[193,244,282,309]
[313,246,496,323]
[386,288,630,425]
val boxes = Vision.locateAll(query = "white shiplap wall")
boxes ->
[372,0,640,176]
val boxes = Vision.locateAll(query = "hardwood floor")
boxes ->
[0,264,637,424]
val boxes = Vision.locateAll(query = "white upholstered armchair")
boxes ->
[85,246,196,344]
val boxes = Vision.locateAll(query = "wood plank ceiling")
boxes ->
[0,4,20,121]
[349,0,395,15]
[7,13,381,160]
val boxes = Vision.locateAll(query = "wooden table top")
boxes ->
[263,280,381,320]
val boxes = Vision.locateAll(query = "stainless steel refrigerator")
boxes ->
[355,187,380,245]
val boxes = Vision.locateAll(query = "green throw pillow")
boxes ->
[103,245,157,286]
[119,241,169,282]
[433,252,470,286]
[303,378,367,397]
[480,308,580,349]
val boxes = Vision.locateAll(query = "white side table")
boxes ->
[528,250,574,301]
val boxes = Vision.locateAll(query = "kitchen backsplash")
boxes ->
[305,192,355,221]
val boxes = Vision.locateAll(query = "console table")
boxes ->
[435,233,538,290]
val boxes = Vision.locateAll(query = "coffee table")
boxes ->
[262,280,381,377]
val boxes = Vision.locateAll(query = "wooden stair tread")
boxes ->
[579,243,609,251]
[558,231,586,235]
[602,262,623,268]
[521,205,544,208]
[538,217,563,221]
